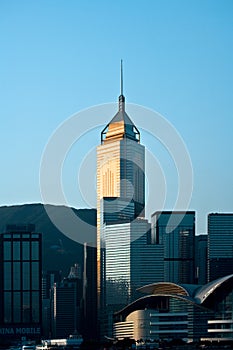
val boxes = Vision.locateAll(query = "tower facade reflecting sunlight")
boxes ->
[96,67,157,337]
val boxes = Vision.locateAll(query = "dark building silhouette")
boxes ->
[42,270,62,300]
[43,244,97,340]
[195,234,207,284]
[0,224,42,342]
[51,264,82,338]
[208,213,233,281]
[82,243,97,340]
[151,211,196,284]
[42,270,62,337]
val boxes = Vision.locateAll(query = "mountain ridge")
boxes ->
[0,203,97,276]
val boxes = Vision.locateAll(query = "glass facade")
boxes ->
[195,234,208,285]
[0,229,42,338]
[102,218,159,337]
[51,279,82,338]
[100,194,165,336]
[151,211,195,284]
[208,213,233,282]
[204,275,233,338]
[104,222,131,306]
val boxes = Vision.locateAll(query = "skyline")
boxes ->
[1,0,233,234]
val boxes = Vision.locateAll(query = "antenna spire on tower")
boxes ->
[119,59,125,111]
[120,59,123,96]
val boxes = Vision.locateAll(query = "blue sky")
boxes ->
[1,0,233,233]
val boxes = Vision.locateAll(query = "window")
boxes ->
[4,242,11,260]
[31,262,39,290]
[4,262,12,290]
[31,241,39,260]
[4,292,12,323]
[13,241,20,260]
[23,262,30,290]
[23,292,30,323]
[13,292,21,322]
[22,241,30,260]
[13,262,21,290]
[32,292,40,322]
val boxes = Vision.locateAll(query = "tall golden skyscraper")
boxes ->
[96,63,145,325]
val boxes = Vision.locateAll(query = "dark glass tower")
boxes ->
[195,234,207,285]
[151,211,196,284]
[82,243,97,340]
[51,277,82,338]
[0,224,42,342]
[208,213,233,282]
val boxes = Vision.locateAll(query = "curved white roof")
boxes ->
[138,282,190,296]
[194,274,233,304]
[137,274,233,306]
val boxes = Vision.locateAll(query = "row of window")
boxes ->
[3,241,39,261]
[4,261,40,291]
[4,291,40,323]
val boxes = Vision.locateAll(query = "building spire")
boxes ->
[120,59,123,96]
[119,59,125,111]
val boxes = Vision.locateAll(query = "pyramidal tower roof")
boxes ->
[101,60,140,143]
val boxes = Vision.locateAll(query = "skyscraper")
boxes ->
[82,243,97,340]
[208,213,233,282]
[195,234,207,285]
[42,270,62,337]
[151,211,195,284]
[97,64,154,337]
[0,224,42,342]
[51,264,82,338]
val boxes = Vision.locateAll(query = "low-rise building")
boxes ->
[114,274,233,342]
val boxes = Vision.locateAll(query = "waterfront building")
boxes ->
[208,213,233,282]
[0,224,42,342]
[151,211,195,284]
[114,274,233,342]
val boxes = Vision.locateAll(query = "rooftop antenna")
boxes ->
[120,59,123,96]
[119,59,125,111]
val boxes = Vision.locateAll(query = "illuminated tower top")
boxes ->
[101,60,140,144]
[97,60,145,209]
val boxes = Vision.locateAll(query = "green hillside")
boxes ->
[0,203,96,277]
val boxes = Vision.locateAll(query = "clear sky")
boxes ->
[1,0,233,234]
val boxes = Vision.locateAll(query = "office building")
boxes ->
[42,270,63,337]
[82,242,97,340]
[195,234,207,285]
[96,66,165,337]
[101,199,162,337]
[51,265,82,338]
[97,88,145,309]
[42,270,62,300]
[208,213,233,282]
[0,224,42,342]
[151,211,195,284]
